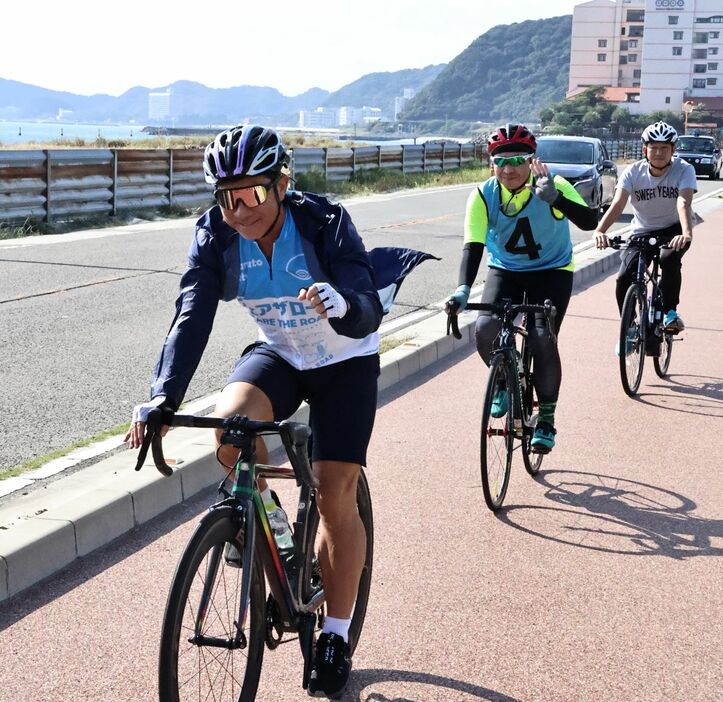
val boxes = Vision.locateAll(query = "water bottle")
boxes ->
[267,504,295,553]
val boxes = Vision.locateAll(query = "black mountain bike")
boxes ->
[610,235,676,397]
[135,409,373,701]
[448,298,557,511]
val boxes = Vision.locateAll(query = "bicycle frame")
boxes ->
[203,435,323,645]
[618,236,666,350]
[489,310,534,437]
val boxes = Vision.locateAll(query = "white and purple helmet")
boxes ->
[203,125,290,185]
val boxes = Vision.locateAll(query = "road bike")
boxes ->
[610,235,676,397]
[135,409,373,701]
[448,298,557,511]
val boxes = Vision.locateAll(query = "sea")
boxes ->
[0,121,470,148]
[0,120,149,146]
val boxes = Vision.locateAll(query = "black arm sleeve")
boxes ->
[458,242,485,287]
[551,192,599,231]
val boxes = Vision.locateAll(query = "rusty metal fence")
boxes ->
[0,143,484,225]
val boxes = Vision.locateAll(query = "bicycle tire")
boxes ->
[619,285,646,397]
[301,470,374,656]
[654,333,673,377]
[159,506,266,702]
[480,354,514,511]
[520,354,544,477]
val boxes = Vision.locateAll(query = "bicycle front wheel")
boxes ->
[159,506,266,702]
[480,355,514,511]
[654,332,673,377]
[619,285,646,397]
[302,470,374,657]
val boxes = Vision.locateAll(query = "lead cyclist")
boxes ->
[445,124,598,453]
[124,124,433,700]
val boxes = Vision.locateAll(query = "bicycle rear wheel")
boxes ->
[654,332,673,377]
[520,354,544,477]
[159,506,266,702]
[480,355,514,511]
[619,285,646,397]
[302,469,373,656]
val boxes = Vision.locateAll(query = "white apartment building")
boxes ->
[569,0,723,115]
[148,90,172,122]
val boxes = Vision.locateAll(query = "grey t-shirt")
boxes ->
[618,157,697,235]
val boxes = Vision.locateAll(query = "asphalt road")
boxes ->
[0,206,720,701]
[0,179,719,470]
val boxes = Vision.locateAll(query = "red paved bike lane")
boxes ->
[354,207,722,701]
[0,210,720,701]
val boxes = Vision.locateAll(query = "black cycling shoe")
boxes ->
[307,632,352,699]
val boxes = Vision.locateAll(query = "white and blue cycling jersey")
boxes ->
[237,212,378,370]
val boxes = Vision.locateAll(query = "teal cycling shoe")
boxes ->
[531,420,556,454]
[663,310,685,334]
[490,389,509,418]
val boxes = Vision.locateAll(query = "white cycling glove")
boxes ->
[131,395,167,425]
[528,175,559,205]
[312,282,349,319]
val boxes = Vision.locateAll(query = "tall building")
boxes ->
[148,90,172,122]
[568,0,723,115]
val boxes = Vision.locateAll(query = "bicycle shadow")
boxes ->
[349,668,521,701]
[635,373,723,417]
[496,469,722,559]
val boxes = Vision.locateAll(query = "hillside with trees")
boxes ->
[401,15,571,124]
[323,65,445,116]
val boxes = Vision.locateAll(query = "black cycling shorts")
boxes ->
[226,343,380,466]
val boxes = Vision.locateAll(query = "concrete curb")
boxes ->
[0,244,633,603]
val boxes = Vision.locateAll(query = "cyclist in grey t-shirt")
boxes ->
[594,121,696,336]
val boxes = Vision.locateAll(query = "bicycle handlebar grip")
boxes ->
[446,300,462,340]
[151,432,173,477]
[134,407,174,476]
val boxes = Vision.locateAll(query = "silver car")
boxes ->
[536,136,618,212]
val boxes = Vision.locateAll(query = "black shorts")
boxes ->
[481,267,574,333]
[226,344,380,466]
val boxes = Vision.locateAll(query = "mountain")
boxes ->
[323,65,446,116]
[0,78,332,125]
[401,15,572,123]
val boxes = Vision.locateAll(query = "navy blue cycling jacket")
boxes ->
[151,190,438,409]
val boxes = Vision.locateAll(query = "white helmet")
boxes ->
[641,121,678,144]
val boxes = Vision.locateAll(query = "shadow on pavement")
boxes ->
[351,668,521,701]
[635,373,723,417]
[496,469,722,559]
[0,485,214,631]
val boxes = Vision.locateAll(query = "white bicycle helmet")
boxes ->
[641,121,678,144]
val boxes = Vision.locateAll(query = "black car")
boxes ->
[536,136,618,212]
[676,135,721,180]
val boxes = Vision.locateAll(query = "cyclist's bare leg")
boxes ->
[213,381,273,489]
[314,460,365,618]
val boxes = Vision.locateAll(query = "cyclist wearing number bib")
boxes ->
[445,124,597,452]
[125,125,433,699]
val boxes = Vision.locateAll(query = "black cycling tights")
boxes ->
[474,268,573,404]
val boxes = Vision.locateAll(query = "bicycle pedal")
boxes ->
[530,445,551,455]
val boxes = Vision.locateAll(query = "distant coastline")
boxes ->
[0,120,146,145]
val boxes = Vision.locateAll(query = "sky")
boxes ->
[2,0,580,97]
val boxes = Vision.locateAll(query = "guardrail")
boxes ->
[0,143,485,225]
